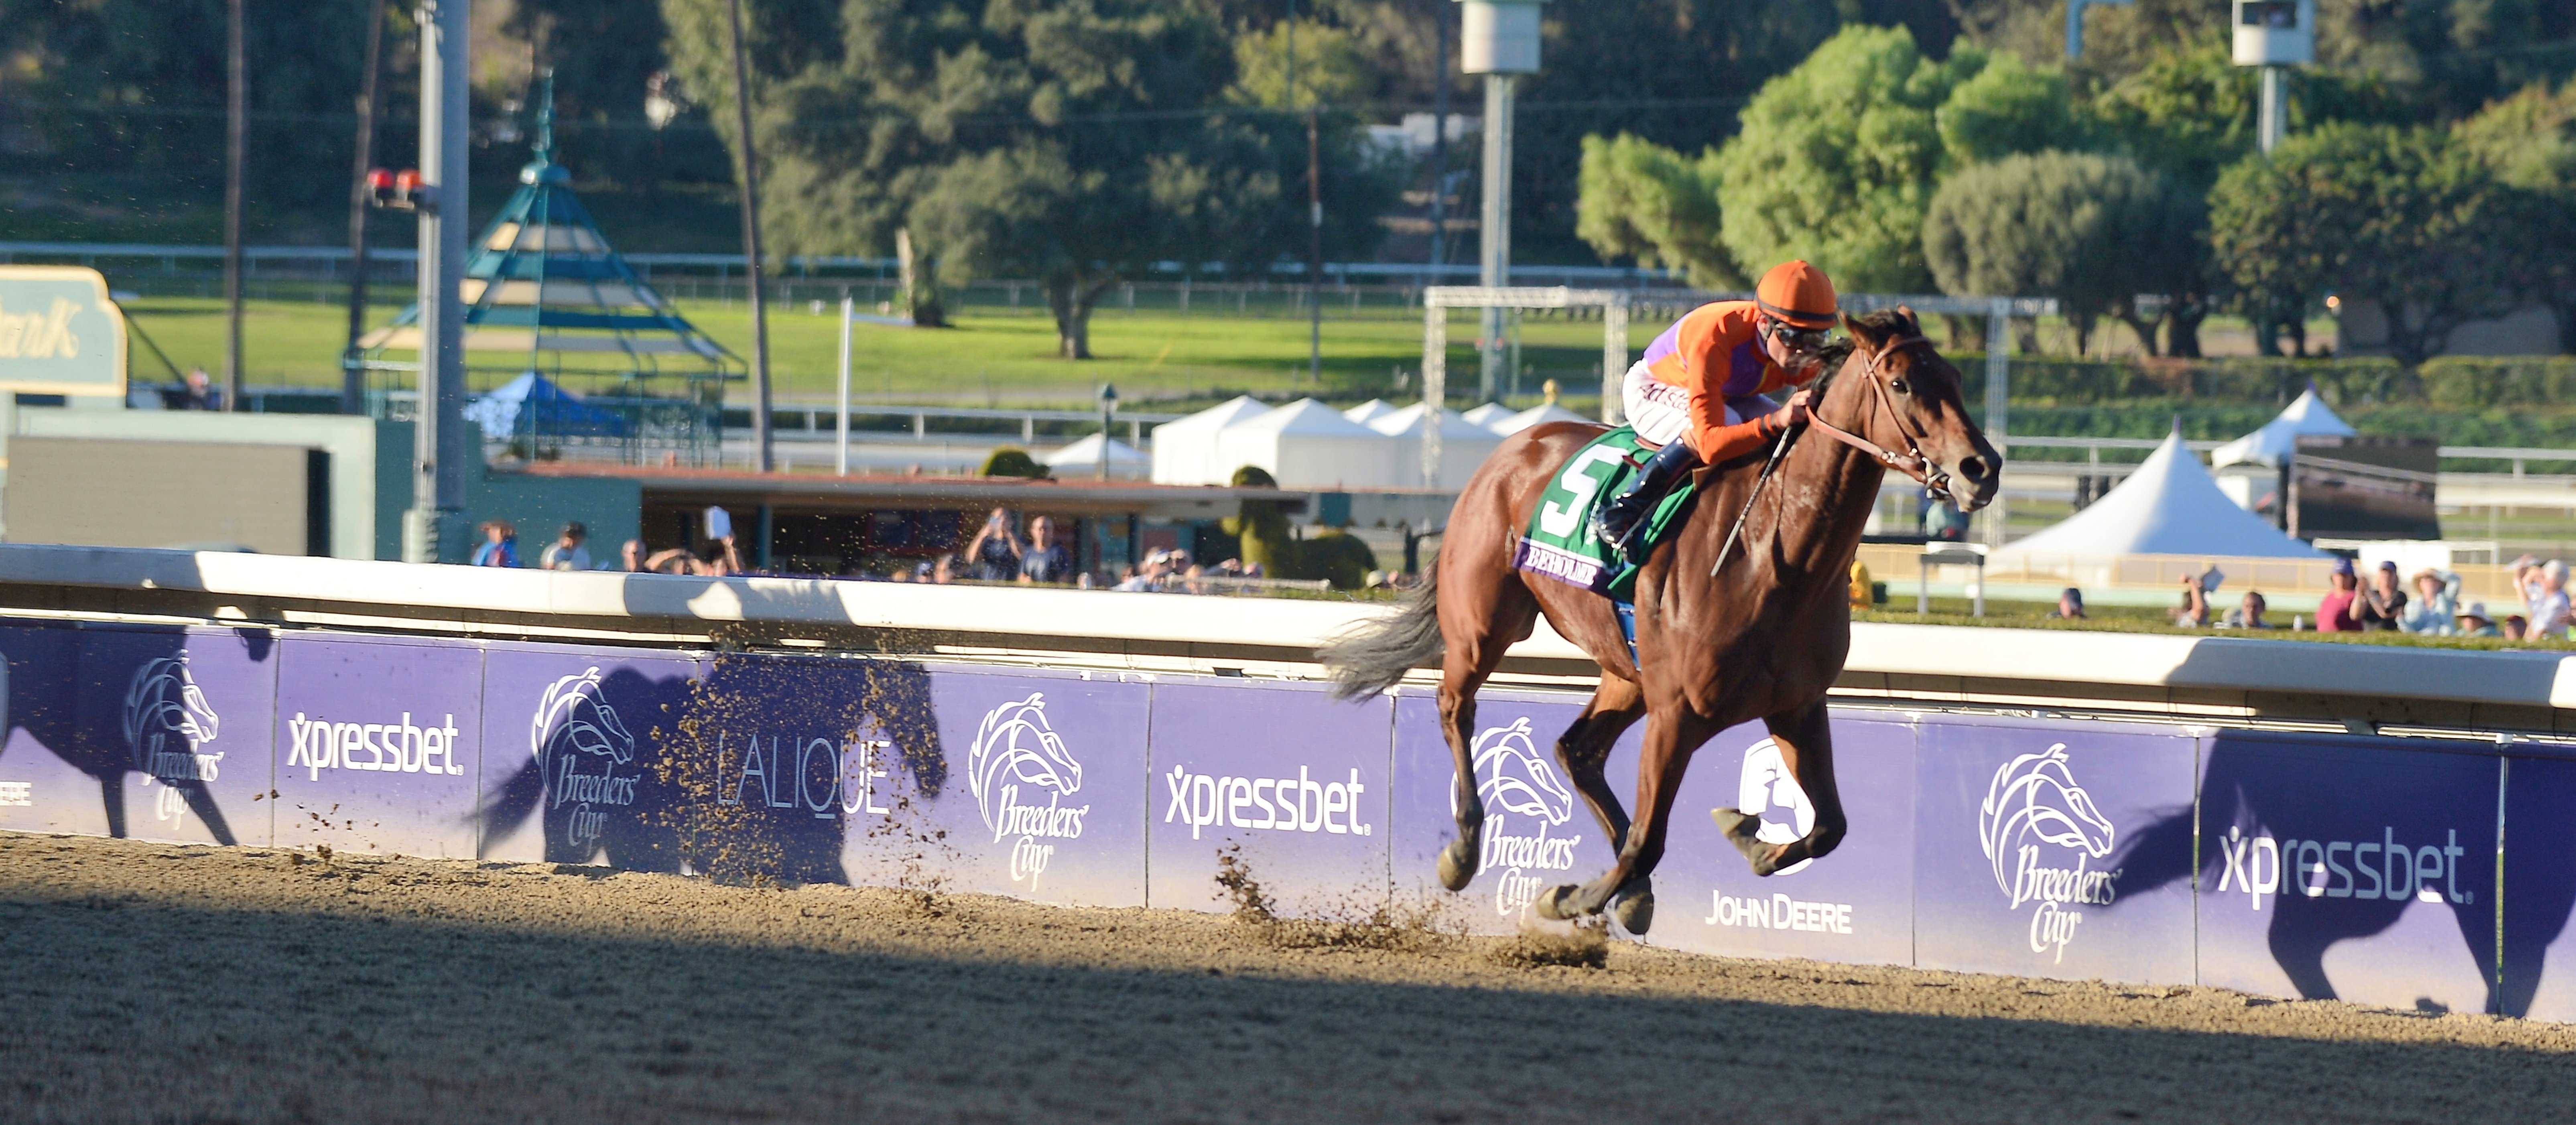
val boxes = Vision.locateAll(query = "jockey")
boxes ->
[1596,260,1839,564]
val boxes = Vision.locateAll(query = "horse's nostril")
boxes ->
[1957,456,1988,481]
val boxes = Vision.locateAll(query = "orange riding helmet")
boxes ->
[1754,260,1838,331]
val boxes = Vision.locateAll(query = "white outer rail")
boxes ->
[2,544,2572,716]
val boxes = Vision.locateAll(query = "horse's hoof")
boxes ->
[1437,838,1479,892]
[1713,808,1779,876]
[1533,884,1583,921]
[1612,887,1654,935]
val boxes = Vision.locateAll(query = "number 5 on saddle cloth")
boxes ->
[1514,426,1700,606]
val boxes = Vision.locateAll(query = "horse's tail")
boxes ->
[1318,565,1443,701]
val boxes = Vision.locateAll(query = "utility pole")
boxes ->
[341,0,388,416]
[1308,106,1323,387]
[223,0,246,412]
[726,0,775,472]
[1428,8,1450,274]
[1460,0,1545,403]
[2231,0,2314,154]
[406,0,470,563]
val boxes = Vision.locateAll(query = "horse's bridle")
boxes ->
[1802,333,1953,501]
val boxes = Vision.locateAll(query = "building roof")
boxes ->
[1997,427,2325,560]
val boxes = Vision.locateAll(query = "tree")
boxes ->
[1924,151,2198,356]
[664,0,1396,359]
[1573,134,1739,288]
[1713,26,1991,293]
[2209,123,2512,366]
[2460,80,2576,355]
[1937,52,2086,165]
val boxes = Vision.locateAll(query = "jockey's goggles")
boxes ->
[1766,319,1832,358]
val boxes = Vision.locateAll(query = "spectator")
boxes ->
[182,367,220,410]
[964,508,1024,582]
[618,539,648,573]
[1112,564,1149,592]
[1018,516,1074,585]
[2221,591,2270,629]
[2316,558,2361,632]
[2172,574,2212,628]
[2456,603,2503,638]
[2356,560,2408,631]
[931,555,955,585]
[2506,615,2530,642]
[471,521,519,568]
[1848,559,1873,613]
[2048,588,2086,620]
[889,566,915,583]
[2531,560,2572,640]
[2401,569,2461,635]
[540,522,592,571]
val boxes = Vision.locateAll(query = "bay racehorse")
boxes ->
[1321,309,2000,934]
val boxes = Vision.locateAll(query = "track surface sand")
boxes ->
[4,832,2572,1123]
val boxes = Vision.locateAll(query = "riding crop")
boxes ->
[1709,422,1800,578]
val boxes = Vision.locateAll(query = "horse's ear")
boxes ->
[1895,304,1917,333]
[1841,311,1883,350]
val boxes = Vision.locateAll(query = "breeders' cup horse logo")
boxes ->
[1737,739,1816,876]
[532,667,636,780]
[121,656,223,826]
[1978,743,2120,963]
[969,694,1089,887]
[1457,717,1575,826]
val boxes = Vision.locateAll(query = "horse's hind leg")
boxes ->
[1434,575,1540,892]
[98,775,127,839]
[1554,675,1644,851]
[1539,705,1724,935]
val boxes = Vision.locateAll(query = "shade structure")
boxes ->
[1997,427,2325,561]
[1150,395,1272,485]
[1368,402,1504,489]
[2210,385,2356,469]
[1460,402,1514,430]
[1343,399,1398,427]
[463,372,630,439]
[1492,402,1597,435]
[1214,398,1401,488]
[1042,433,1150,479]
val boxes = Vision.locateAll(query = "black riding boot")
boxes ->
[1597,440,1700,565]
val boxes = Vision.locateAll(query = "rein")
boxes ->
[1706,332,1946,579]
[1804,334,1952,501]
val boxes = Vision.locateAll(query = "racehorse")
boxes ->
[1321,309,2000,934]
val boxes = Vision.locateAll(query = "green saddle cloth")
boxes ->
[1514,426,1698,601]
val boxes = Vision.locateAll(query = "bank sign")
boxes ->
[0,267,126,397]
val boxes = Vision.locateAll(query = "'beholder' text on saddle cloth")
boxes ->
[1513,426,1699,603]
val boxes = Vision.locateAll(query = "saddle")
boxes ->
[1513,426,1700,603]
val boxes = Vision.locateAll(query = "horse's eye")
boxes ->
[1890,376,1910,396]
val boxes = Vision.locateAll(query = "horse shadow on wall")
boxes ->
[0,621,265,844]
[2117,733,2556,1016]
[475,652,945,885]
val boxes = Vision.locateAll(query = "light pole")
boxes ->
[1457,0,1546,404]
[725,0,775,472]
[404,0,470,564]
[2232,0,2314,154]
[1097,384,1119,482]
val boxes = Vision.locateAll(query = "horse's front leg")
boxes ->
[1537,705,1722,935]
[1717,697,1847,875]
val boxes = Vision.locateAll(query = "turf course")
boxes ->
[117,296,1641,410]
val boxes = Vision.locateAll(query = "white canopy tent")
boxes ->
[1997,428,2325,562]
[1369,402,1504,489]
[2210,386,2356,469]
[1150,396,1271,485]
[1343,399,1398,427]
[1460,402,1514,430]
[1042,433,1150,479]
[1491,402,1596,436]
[1215,398,1401,488]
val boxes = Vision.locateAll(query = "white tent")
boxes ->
[2210,386,2356,469]
[1460,402,1514,430]
[1343,399,1398,427]
[1214,398,1401,488]
[1369,402,1505,489]
[1042,433,1150,479]
[1492,402,1596,436]
[1996,427,2324,561]
[1150,396,1272,485]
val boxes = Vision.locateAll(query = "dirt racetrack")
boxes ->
[4,833,2573,1124]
